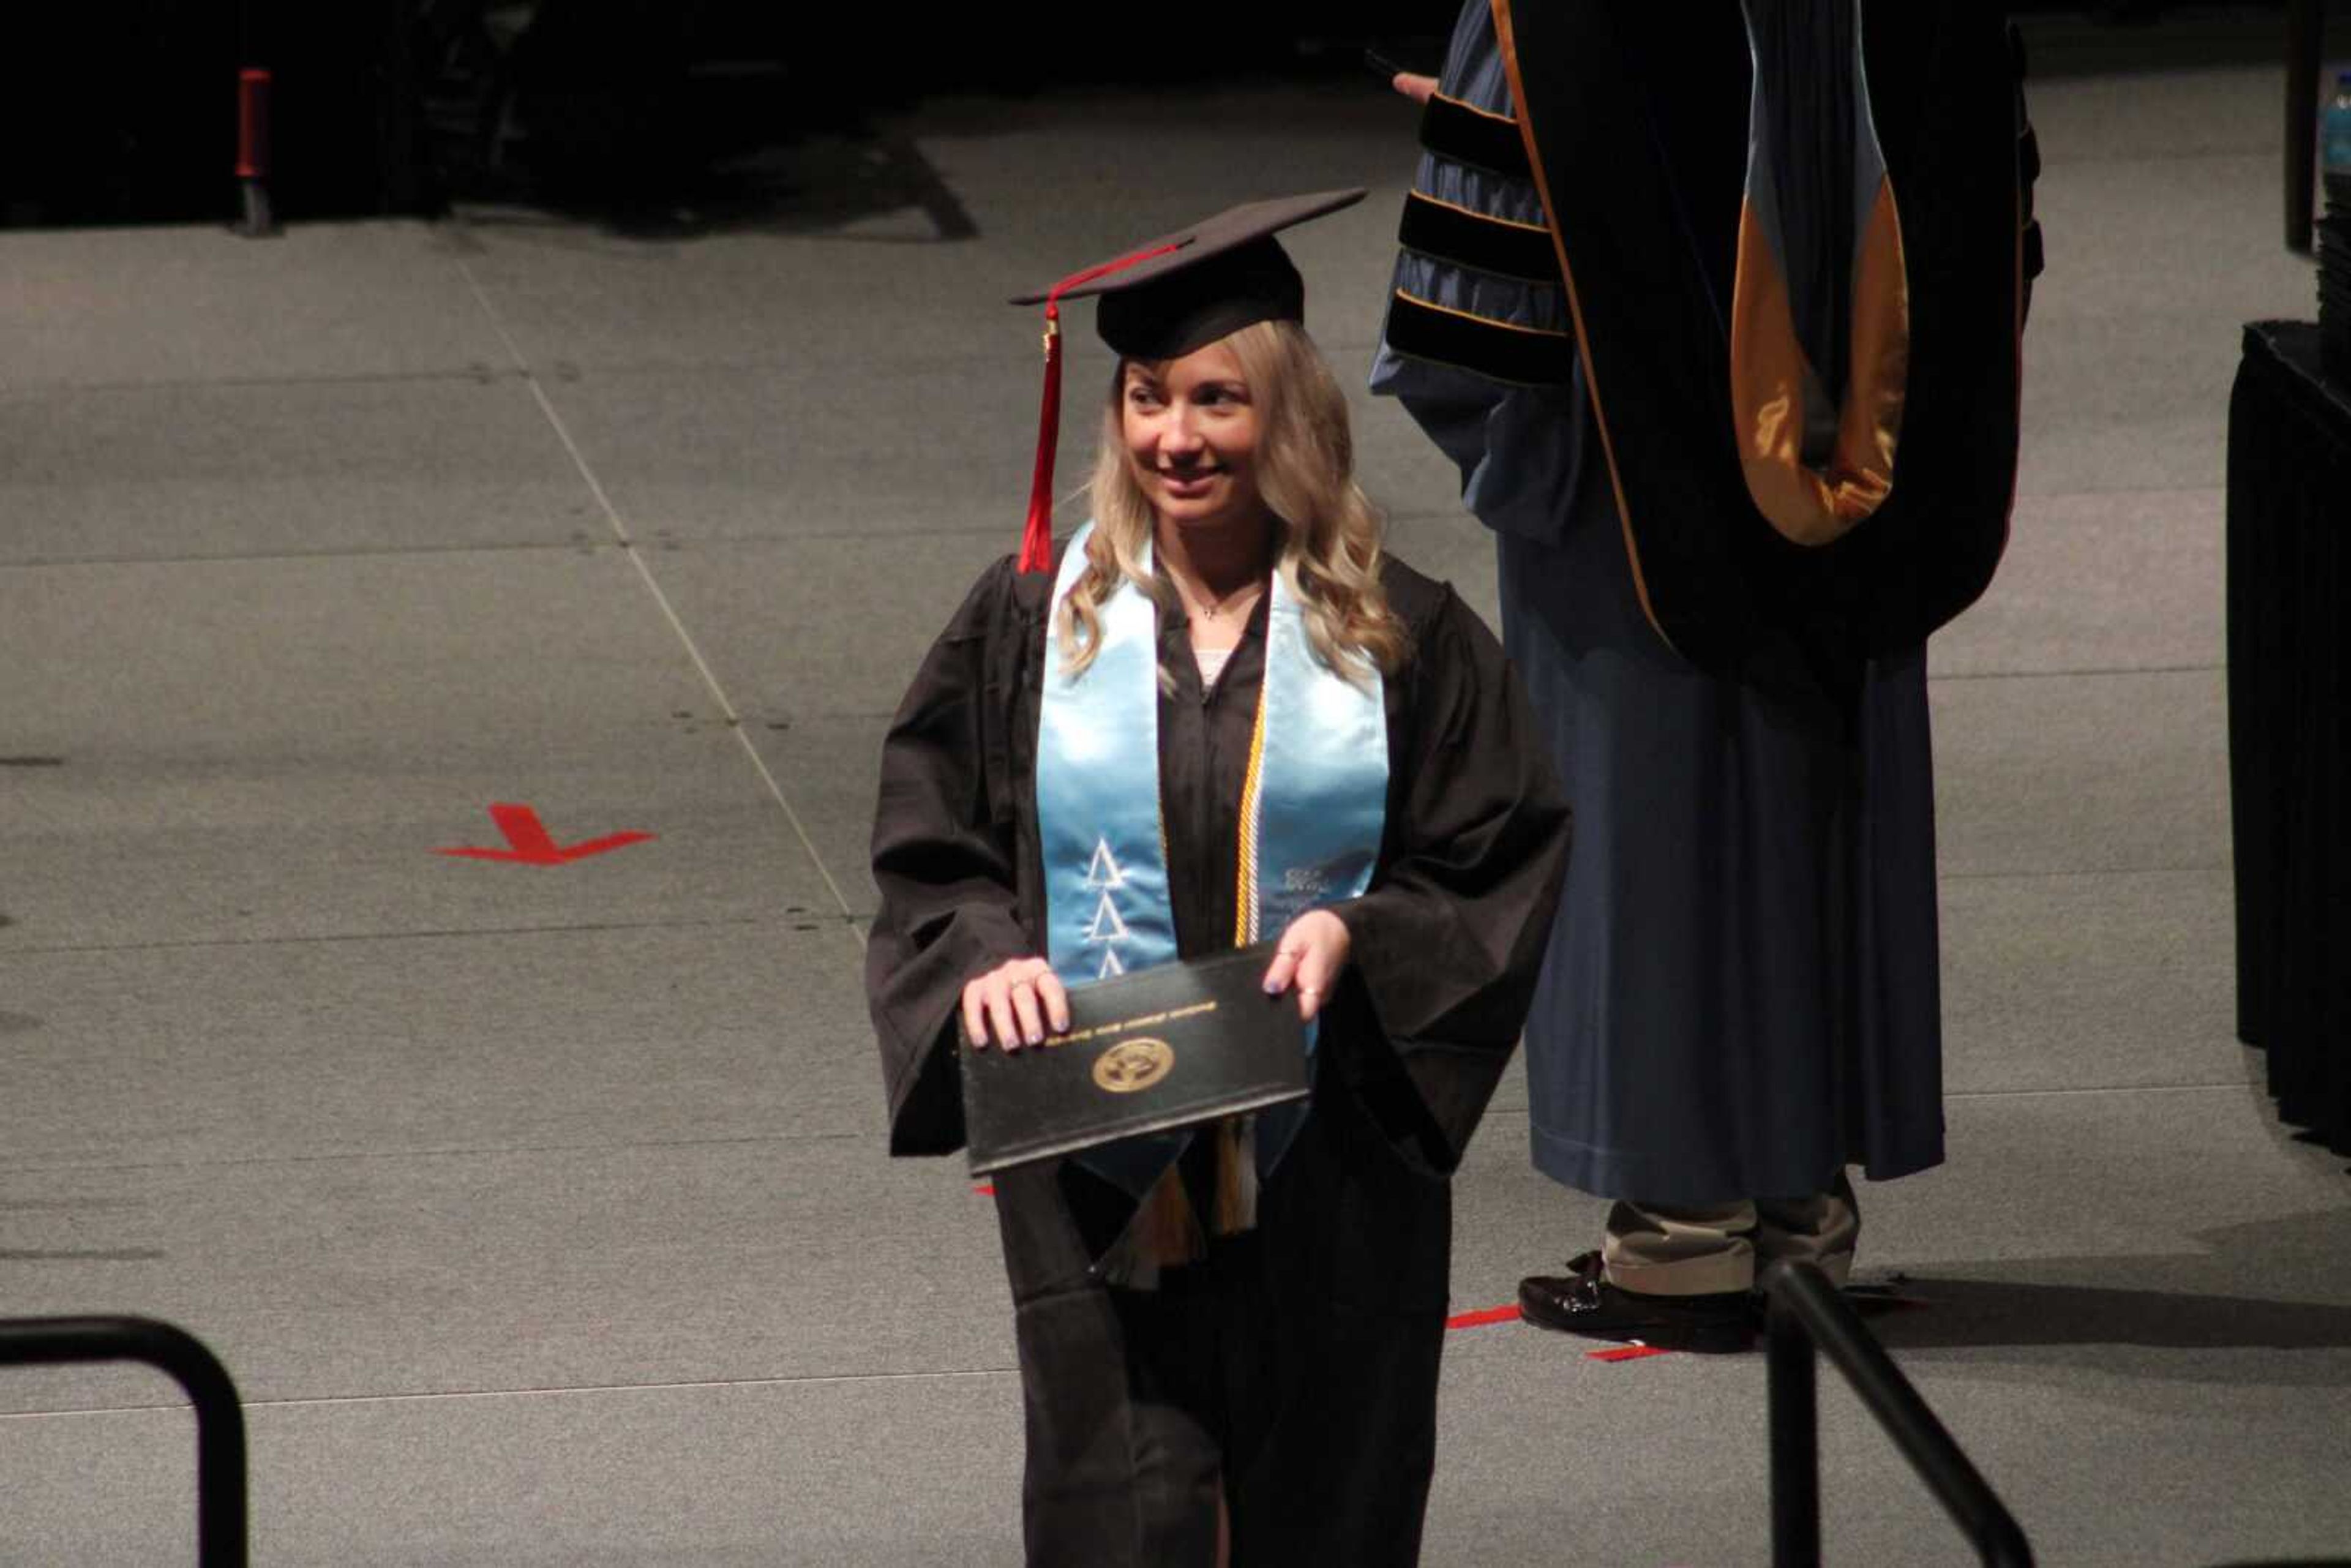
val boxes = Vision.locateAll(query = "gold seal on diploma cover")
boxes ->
[1093,1038,1175,1094]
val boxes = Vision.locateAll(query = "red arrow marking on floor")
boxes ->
[1445,1303,1522,1331]
[972,1184,997,1196]
[1585,1344,1673,1362]
[435,803,654,865]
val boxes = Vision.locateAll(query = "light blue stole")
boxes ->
[1036,522,1389,1198]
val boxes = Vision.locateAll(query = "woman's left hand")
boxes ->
[1261,909,1352,1022]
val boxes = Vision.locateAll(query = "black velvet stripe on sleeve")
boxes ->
[1397,192,1562,285]
[1384,290,1577,386]
[1418,92,1534,181]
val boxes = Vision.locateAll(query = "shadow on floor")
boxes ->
[442,124,980,245]
[1861,1204,2351,1372]
[2017,0,2351,75]
[1870,1274,2351,1359]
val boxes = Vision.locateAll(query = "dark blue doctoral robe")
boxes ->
[1370,0,1945,1205]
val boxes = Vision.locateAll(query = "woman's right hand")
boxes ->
[961,958,1071,1052]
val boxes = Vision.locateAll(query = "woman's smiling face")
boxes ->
[1119,340,1269,537]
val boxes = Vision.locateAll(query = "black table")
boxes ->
[2227,321,2351,1153]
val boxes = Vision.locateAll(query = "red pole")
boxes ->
[234,67,277,235]
[235,69,269,179]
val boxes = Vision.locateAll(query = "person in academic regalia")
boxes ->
[1373,2,2042,1350]
[866,191,1571,1566]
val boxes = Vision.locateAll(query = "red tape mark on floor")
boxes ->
[972,1183,996,1196]
[1445,1303,1522,1331]
[435,802,653,865]
[1586,1344,1673,1362]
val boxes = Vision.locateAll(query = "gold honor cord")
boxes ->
[1224,694,1272,1249]
[1233,682,1272,948]
[1728,178,1911,547]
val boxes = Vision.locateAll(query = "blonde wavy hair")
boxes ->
[1056,318,1408,683]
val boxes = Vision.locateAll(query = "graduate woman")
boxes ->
[866,190,1571,1567]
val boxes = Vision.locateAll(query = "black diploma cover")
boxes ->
[961,942,1308,1176]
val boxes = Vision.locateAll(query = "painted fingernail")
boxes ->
[1025,1029,1042,1046]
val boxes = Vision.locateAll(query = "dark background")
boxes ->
[0,1,2335,231]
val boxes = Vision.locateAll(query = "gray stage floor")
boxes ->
[6,39,2350,1568]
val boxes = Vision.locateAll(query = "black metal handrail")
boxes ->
[1762,1261,2031,1568]
[0,1316,248,1567]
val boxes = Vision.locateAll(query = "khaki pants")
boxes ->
[1600,1170,1859,1296]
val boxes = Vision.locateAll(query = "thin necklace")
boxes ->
[1179,576,1263,622]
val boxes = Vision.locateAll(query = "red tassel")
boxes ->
[1018,307,1063,574]
[1013,239,1187,574]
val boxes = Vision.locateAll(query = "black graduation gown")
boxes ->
[867,545,1570,1567]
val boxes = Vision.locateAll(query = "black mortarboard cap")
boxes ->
[1011,188,1365,358]
[1008,189,1366,570]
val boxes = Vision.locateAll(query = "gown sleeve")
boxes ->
[1367,0,1595,548]
[1337,584,1572,1171]
[866,558,1037,1156]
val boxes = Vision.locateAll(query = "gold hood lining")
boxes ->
[1728,176,1910,548]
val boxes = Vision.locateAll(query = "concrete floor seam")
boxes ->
[1941,1082,2263,1103]
[1930,663,2224,682]
[0,1128,879,1180]
[0,540,636,574]
[1935,863,2227,882]
[0,1365,1027,1425]
[456,258,859,921]
[0,366,522,398]
[0,913,848,959]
